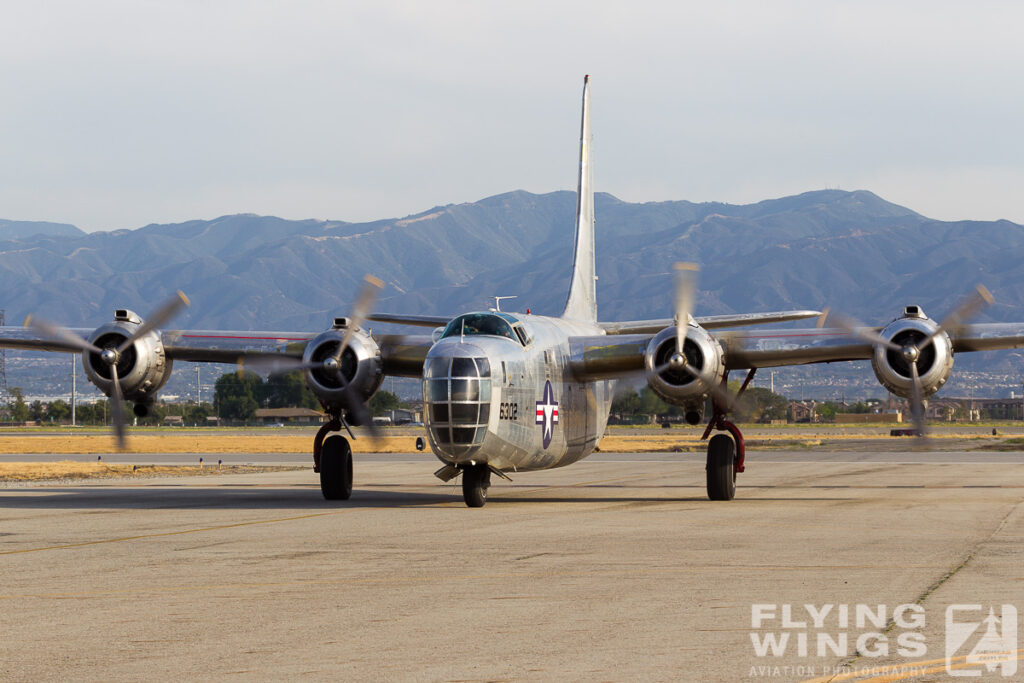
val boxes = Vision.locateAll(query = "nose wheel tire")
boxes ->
[706,433,736,501]
[462,464,491,507]
[320,435,353,500]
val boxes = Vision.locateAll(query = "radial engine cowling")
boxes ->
[644,324,725,414]
[302,325,384,412]
[871,308,954,399]
[83,309,173,403]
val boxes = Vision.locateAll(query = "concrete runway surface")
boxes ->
[2,451,1024,682]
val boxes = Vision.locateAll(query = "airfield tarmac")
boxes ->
[2,450,1024,681]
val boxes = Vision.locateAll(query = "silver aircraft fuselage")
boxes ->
[422,312,616,473]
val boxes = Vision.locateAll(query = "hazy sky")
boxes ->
[3,1,1023,231]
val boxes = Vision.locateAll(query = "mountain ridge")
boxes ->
[1,189,1022,335]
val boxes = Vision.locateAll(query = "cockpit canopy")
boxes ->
[439,312,533,346]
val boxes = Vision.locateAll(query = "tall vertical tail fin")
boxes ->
[562,75,597,323]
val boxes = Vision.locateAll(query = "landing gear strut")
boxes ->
[700,369,755,501]
[462,464,491,507]
[314,414,355,501]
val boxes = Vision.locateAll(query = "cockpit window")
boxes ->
[423,354,492,450]
[451,357,477,378]
[425,356,450,378]
[440,313,519,343]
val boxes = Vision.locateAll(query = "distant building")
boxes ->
[926,398,962,421]
[788,401,816,423]
[931,397,1024,421]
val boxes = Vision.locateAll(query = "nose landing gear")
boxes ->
[461,463,491,507]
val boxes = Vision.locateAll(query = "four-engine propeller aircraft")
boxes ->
[6,75,1024,506]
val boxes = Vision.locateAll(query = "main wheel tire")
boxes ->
[706,433,737,501]
[462,464,490,508]
[320,435,353,500]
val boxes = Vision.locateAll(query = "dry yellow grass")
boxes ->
[0,426,1005,457]
[0,461,301,482]
[0,434,416,455]
[596,430,1000,452]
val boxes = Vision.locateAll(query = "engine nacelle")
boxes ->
[83,309,173,404]
[303,321,384,413]
[871,306,954,399]
[644,324,725,416]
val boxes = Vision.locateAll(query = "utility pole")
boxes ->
[196,365,201,403]
[71,354,76,426]
[0,309,7,400]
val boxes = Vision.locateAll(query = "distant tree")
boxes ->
[75,401,106,425]
[182,401,214,425]
[7,388,29,423]
[47,400,71,423]
[134,402,170,427]
[28,400,46,422]
[213,370,323,420]
[817,402,838,421]
[214,372,264,421]
[261,372,319,410]
[369,390,401,416]
[733,387,789,422]
[611,388,642,416]
[638,386,673,417]
[224,396,258,421]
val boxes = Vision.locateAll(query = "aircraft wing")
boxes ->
[0,327,434,378]
[569,328,874,379]
[948,323,1024,352]
[0,326,321,358]
[716,327,873,368]
[367,313,451,328]
[570,321,1024,380]
[160,329,316,363]
[0,327,97,353]
[719,323,1024,367]
[600,310,822,335]
[368,310,825,334]
[162,329,434,377]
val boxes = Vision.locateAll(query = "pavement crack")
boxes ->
[827,498,1024,681]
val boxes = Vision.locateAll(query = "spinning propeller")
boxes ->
[651,263,734,408]
[25,291,190,449]
[248,275,384,429]
[819,285,993,438]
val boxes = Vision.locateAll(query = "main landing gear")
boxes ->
[314,416,354,500]
[700,369,755,501]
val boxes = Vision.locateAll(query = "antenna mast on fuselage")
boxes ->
[490,296,517,313]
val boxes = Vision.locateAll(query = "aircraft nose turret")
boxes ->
[422,342,494,457]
